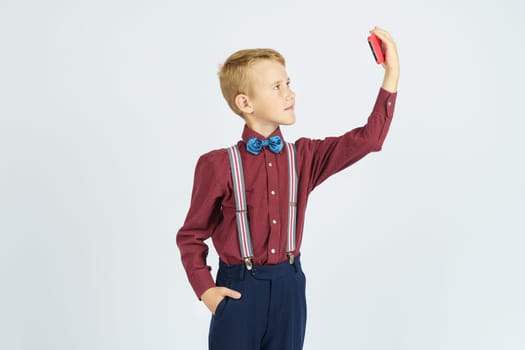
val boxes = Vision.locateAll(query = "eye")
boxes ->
[273,84,280,91]
[286,80,291,87]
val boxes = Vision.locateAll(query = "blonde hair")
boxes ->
[218,48,286,116]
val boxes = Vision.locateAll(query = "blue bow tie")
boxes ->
[246,136,283,155]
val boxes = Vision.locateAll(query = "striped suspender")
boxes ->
[227,145,255,269]
[285,142,298,264]
[227,143,298,270]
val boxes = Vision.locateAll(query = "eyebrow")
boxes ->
[272,78,291,86]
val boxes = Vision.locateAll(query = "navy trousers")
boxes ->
[208,255,307,350]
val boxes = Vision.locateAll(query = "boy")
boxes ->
[177,26,400,349]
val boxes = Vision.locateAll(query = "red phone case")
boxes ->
[367,34,385,64]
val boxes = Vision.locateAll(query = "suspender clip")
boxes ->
[244,257,253,271]
[287,252,295,265]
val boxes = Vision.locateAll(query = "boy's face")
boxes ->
[244,59,296,129]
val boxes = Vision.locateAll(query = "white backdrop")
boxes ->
[1,0,524,349]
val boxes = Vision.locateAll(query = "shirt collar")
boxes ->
[241,125,285,143]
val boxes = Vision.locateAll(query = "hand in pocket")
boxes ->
[201,286,242,314]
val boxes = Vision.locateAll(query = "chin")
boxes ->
[280,114,296,126]
[280,119,295,126]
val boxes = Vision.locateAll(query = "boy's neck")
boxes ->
[244,121,280,139]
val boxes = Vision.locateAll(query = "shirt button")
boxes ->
[268,162,273,167]
[387,101,392,107]
[271,248,276,254]
[271,190,275,195]
[272,219,277,224]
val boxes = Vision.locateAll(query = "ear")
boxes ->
[234,94,254,115]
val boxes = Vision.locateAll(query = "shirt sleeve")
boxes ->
[176,152,224,299]
[300,87,397,192]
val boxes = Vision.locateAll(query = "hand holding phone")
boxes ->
[367,34,385,64]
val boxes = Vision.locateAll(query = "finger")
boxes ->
[220,287,242,299]
[370,25,387,33]
[369,26,385,36]
[369,27,394,43]
[369,25,389,35]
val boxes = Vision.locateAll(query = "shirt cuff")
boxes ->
[373,87,397,119]
[190,267,216,300]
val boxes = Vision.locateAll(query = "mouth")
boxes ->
[285,104,294,111]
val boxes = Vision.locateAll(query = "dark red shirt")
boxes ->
[177,88,397,298]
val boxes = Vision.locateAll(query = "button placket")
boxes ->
[265,151,281,263]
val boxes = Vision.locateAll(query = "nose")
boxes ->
[286,86,296,101]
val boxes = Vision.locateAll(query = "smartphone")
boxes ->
[367,34,385,64]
